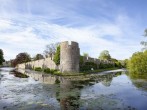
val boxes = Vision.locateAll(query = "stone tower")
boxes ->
[60,41,80,73]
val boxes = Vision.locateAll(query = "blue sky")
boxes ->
[0,0,146,60]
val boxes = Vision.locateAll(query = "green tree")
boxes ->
[128,51,147,74]
[53,46,60,65]
[0,49,5,65]
[34,54,44,60]
[83,53,89,57]
[127,29,147,77]
[12,52,31,67]
[99,50,111,60]
[119,59,128,68]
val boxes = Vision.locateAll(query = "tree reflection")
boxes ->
[55,72,123,109]
[99,72,122,87]
[56,80,80,110]
[129,72,147,91]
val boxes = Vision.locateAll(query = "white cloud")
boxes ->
[0,19,12,30]
[0,0,143,61]
[0,14,142,61]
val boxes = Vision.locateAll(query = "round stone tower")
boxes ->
[60,41,80,73]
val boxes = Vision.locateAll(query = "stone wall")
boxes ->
[17,41,114,73]
[17,57,58,70]
[82,56,114,68]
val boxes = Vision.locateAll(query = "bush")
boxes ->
[34,67,42,71]
[34,67,61,75]
[80,56,84,65]
[44,68,50,73]
[80,62,97,72]
[54,71,61,75]
[99,63,114,69]
[128,51,147,74]
[55,79,60,84]
[50,69,58,74]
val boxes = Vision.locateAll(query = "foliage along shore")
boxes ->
[15,67,121,77]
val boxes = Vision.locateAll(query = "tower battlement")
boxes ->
[60,41,79,49]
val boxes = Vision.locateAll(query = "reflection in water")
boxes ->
[10,71,29,78]
[0,68,147,110]
[56,72,123,110]
[129,71,147,91]
[57,80,80,110]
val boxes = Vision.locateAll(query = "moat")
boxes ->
[0,68,147,110]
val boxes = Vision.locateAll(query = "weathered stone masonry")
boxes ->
[60,41,80,73]
[17,41,114,73]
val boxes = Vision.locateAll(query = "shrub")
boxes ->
[80,62,97,72]
[80,56,84,65]
[50,69,58,74]
[55,79,60,84]
[128,51,147,75]
[44,68,50,73]
[54,71,61,75]
[34,67,42,71]
[43,68,60,75]
[99,63,114,69]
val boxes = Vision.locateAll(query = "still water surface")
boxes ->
[0,68,147,110]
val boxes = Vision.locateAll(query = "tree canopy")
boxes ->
[12,52,31,67]
[34,54,44,60]
[0,49,5,65]
[127,29,147,79]
[53,46,60,65]
[128,51,147,75]
[44,43,59,58]
[99,50,111,60]
[83,53,89,57]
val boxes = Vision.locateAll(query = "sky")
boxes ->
[0,0,147,60]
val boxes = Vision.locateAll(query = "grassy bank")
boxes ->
[81,67,120,74]
[33,67,120,76]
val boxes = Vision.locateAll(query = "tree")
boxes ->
[119,59,128,68]
[10,59,16,67]
[110,58,122,68]
[43,43,59,58]
[0,49,5,65]
[53,46,60,65]
[34,54,44,60]
[99,50,111,60]
[128,51,147,75]
[83,53,89,57]
[141,29,147,51]
[12,52,31,67]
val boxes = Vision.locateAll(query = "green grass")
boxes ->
[57,67,120,76]
[80,67,120,74]
[34,67,42,72]
[34,67,120,76]
[34,67,62,76]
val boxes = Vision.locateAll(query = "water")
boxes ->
[0,68,147,110]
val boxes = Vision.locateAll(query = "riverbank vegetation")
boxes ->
[127,29,147,80]
[80,50,124,73]
[53,45,60,65]
[0,49,5,65]
[127,51,147,80]
[34,67,61,75]
[11,52,31,67]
